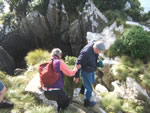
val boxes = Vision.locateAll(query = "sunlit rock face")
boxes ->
[86,22,124,50]
[80,0,108,33]
[69,0,108,56]
[112,77,150,101]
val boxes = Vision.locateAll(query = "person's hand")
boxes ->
[76,64,81,69]
[97,60,104,68]
[74,78,79,84]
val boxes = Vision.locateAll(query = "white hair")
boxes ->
[51,48,62,58]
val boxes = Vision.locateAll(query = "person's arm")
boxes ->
[74,52,87,84]
[60,60,80,76]
[76,51,87,65]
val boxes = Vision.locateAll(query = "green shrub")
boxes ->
[25,49,50,66]
[92,0,126,11]
[142,73,150,89]
[29,0,49,16]
[64,56,77,66]
[122,100,144,113]
[59,0,86,22]
[109,26,150,60]
[63,56,82,101]
[101,92,123,112]
[105,10,127,24]
[106,38,126,58]
[112,56,145,81]
[0,71,12,88]
[122,26,150,59]
[101,93,145,113]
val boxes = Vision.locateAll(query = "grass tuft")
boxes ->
[25,49,50,66]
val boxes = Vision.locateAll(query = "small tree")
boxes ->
[121,26,150,59]
[108,26,150,61]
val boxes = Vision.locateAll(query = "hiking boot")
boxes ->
[0,100,14,108]
[84,99,96,107]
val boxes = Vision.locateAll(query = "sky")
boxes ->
[139,0,150,13]
[3,0,9,13]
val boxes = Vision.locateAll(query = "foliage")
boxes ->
[5,0,30,18]
[125,0,143,21]
[121,99,144,113]
[58,0,86,22]
[101,92,145,113]
[29,0,49,16]
[6,0,49,16]
[0,12,18,32]
[25,49,50,66]
[108,26,150,60]
[0,68,56,113]
[106,38,126,58]
[113,56,144,81]
[141,11,150,22]
[142,73,150,89]
[105,10,127,26]
[121,26,150,59]
[92,0,126,11]
[64,56,77,66]
[101,92,123,112]
[0,71,12,88]
[92,0,143,22]
[63,56,82,101]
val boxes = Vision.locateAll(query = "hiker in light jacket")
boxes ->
[74,41,105,107]
[42,48,81,111]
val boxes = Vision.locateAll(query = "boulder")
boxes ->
[80,0,108,34]
[0,46,15,75]
[25,74,58,110]
[26,11,51,48]
[95,84,108,94]
[0,29,35,67]
[69,19,83,56]
[112,77,150,101]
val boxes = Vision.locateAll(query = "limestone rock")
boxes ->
[0,46,15,75]
[112,77,150,101]
[25,74,58,110]
[69,19,83,56]
[26,11,50,48]
[95,84,108,94]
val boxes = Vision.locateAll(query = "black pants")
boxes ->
[80,84,85,94]
[44,90,70,111]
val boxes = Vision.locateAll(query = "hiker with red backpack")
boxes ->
[39,48,81,111]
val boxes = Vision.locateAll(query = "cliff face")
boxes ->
[0,0,107,74]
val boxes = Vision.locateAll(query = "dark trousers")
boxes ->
[80,84,85,94]
[44,90,70,111]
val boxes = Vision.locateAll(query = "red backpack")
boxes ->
[39,59,60,87]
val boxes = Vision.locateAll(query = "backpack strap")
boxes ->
[50,59,54,72]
